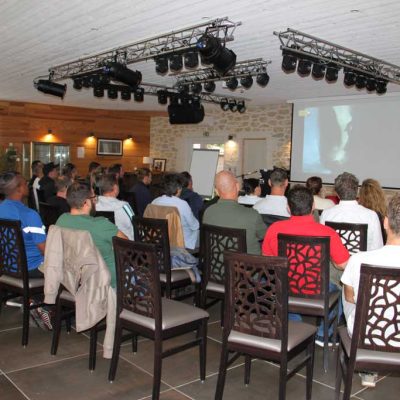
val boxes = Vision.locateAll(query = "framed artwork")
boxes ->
[153,158,166,172]
[97,138,123,156]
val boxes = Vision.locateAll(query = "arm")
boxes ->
[37,241,46,255]
[344,284,355,303]
[117,230,128,239]
[254,213,267,240]
[369,212,384,249]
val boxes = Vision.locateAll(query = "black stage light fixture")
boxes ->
[325,65,339,83]
[104,62,142,87]
[237,100,246,113]
[203,81,216,93]
[184,51,199,69]
[35,79,66,98]
[192,95,201,108]
[196,34,236,75]
[155,56,169,75]
[281,52,297,73]
[240,75,253,89]
[376,79,387,95]
[297,59,312,77]
[177,83,189,94]
[82,75,92,88]
[366,77,376,92]
[355,74,367,89]
[73,78,83,90]
[169,54,183,72]
[93,85,105,98]
[228,99,238,112]
[190,81,202,94]
[220,98,229,111]
[107,85,118,99]
[343,70,356,87]
[121,86,132,101]
[134,87,144,102]
[226,76,238,90]
[256,72,270,87]
[312,62,326,80]
[157,90,168,105]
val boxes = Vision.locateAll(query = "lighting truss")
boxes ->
[173,58,271,86]
[48,17,241,81]
[274,28,400,85]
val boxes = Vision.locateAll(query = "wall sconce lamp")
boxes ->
[228,135,234,141]
[127,135,133,141]
[88,132,95,138]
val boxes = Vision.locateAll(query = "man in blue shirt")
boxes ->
[0,171,46,277]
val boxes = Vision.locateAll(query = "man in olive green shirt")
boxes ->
[56,182,127,287]
[202,171,266,254]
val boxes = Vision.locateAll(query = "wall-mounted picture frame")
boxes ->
[153,158,166,172]
[97,138,123,156]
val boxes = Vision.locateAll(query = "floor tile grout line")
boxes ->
[0,326,23,333]
[351,373,388,397]
[2,372,31,400]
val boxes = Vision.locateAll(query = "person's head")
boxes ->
[88,161,101,174]
[137,168,152,185]
[359,178,387,217]
[163,173,183,197]
[334,172,359,200]
[0,171,28,201]
[385,194,400,238]
[268,168,288,195]
[306,176,323,196]
[31,160,43,177]
[180,171,193,190]
[215,170,240,201]
[62,163,77,180]
[55,176,72,198]
[43,162,59,179]
[100,174,119,197]
[242,178,261,196]
[287,185,314,216]
[66,182,96,215]
[108,163,123,179]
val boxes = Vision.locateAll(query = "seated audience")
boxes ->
[320,172,383,250]
[28,160,43,210]
[253,167,290,217]
[306,176,335,210]
[202,171,266,255]
[96,174,134,240]
[56,182,127,288]
[39,162,59,202]
[238,178,261,206]
[62,163,78,181]
[151,173,199,249]
[341,193,400,387]
[86,161,102,189]
[130,167,152,217]
[180,171,203,220]
[47,176,71,215]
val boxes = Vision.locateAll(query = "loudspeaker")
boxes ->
[168,104,205,124]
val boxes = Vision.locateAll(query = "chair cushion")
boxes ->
[206,281,224,294]
[228,321,316,352]
[339,326,400,365]
[0,274,44,289]
[160,270,191,283]
[120,298,209,331]
[289,291,339,311]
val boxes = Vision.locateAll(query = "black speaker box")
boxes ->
[168,104,205,124]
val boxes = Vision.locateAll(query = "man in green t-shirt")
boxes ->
[56,182,127,287]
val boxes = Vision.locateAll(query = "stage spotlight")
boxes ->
[155,56,169,75]
[121,86,132,101]
[204,81,216,93]
[169,54,183,72]
[240,75,253,89]
[366,77,376,92]
[184,51,199,69]
[228,99,238,112]
[343,70,356,87]
[157,90,168,105]
[82,76,92,88]
[256,72,270,87]
[93,85,104,98]
[226,77,238,90]
[281,53,297,73]
[355,74,367,89]
[376,79,387,95]
[134,87,144,102]
[73,78,83,90]
[237,100,246,113]
[104,62,142,87]
[107,85,118,99]
[192,95,201,108]
[220,98,229,111]
[177,83,189,94]
[35,79,66,98]
[190,81,202,94]
[325,65,339,83]
[312,62,326,80]
[297,59,312,77]
[196,34,236,75]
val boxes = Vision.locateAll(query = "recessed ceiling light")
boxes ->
[350,9,360,13]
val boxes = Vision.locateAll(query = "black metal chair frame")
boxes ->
[94,210,115,224]
[260,214,289,230]
[325,221,368,254]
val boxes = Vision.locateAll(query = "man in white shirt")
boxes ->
[320,172,383,251]
[96,174,134,240]
[152,173,199,249]
[253,168,290,217]
[341,193,400,387]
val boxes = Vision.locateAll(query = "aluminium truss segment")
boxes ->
[49,17,241,81]
[274,28,400,85]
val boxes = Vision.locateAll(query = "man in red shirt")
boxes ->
[262,185,350,345]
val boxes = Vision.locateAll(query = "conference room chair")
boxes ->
[260,214,289,230]
[109,238,209,400]
[39,202,60,231]
[335,264,400,400]
[0,219,45,346]
[278,234,339,372]
[94,210,115,224]
[324,221,368,254]
[215,251,316,400]
[133,216,194,299]
[200,224,246,325]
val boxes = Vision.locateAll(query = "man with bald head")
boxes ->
[202,171,266,254]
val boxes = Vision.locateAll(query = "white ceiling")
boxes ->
[1,0,400,111]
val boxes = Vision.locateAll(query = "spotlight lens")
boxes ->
[204,81,216,93]
[237,100,246,113]
[134,87,144,102]
[282,53,297,73]
[240,75,253,89]
[256,73,269,87]
[157,90,168,105]
[325,66,339,83]
[226,77,238,90]
[229,100,237,112]
[311,63,326,80]
[190,82,202,94]
[220,98,229,111]
[93,85,104,98]
[107,86,118,99]
[297,59,312,77]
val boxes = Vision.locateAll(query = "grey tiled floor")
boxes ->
[0,302,398,399]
